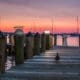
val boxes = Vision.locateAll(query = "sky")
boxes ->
[0,0,80,33]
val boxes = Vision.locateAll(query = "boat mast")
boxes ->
[77,16,79,34]
[51,17,54,34]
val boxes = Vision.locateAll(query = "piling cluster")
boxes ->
[0,28,80,75]
[0,31,6,73]
[0,28,54,73]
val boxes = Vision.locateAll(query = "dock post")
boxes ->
[41,32,46,52]
[14,29,24,65]
[49,34,53,48]
[54,34,57,46]
[0,31,6,73]
[46,34,50,50]
[5,34,8,61]
[62,34,67,46]
[25,32,34,59]
[33,32,40,55]
[79,34,80,47]
[5,34,7,45]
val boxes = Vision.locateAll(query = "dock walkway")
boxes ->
[0,46,80,80]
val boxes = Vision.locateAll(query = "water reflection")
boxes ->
[5,57,15,71]
[57,35,79,47]
[67,36,79,46]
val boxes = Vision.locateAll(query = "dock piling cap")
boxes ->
[26,32,33,37]
[0,31,5,38]
[14,29,24,36]
[41,32,45,35]
[34,32,40,37]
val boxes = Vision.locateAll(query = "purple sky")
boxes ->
[0,0,80,17]
[0,0,80,33]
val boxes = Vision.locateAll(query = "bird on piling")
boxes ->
[55,52,60,61]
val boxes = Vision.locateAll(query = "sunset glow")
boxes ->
[0,0,80,33]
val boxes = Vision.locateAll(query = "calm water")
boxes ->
[55,35,79,47]
[7,35,79,47]
[6,35,79,70]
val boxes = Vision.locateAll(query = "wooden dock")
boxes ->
[0,46,80,80]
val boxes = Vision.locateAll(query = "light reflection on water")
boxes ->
[67,36,79,46]
[57,35,79,47]
[5,57,15,71]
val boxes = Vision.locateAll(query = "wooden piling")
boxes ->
[49,34,53,48]
[62,34,67,46]
[45,34,50,50]
[33,32,40,55]
[25,32,34,59]
[79,34,80,47]
[54,34,57,46]
[41,32,46,52]
[14,29,24,65]
[0,31,6,73]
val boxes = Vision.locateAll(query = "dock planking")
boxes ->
[0,46,80,80]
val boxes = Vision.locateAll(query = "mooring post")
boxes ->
[47,34,53,49]
[45,33,50,50]
[49,34,53,48]
[79,34,80,47]
[41,32,46,52]
[25,32,34,59]
[0,31,6,73]
[14,29,24,65]
[33,32,40,55]
[62,34,67,46]
[54,34,57,46]
[5,34,7,45]
[5,34,8,62]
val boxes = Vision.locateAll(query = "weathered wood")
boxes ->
[1,46,80,80]
[41,33,46,52]
[0,31,6,73]
[14,29,24,65]
[54,34,57,46]
[25,32,34,59]
[33,32,41,55]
